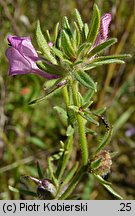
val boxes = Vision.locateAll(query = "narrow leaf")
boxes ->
[77,42,92,58]
[88,38,117,58]
[29,83,65,105]
[46,29,51,41]
[36,20,56,63]
[54,22,60,43]
[62,162,79,187]
[103,184,123,200]
[19,188,37,197]
[37,161,44,179]
[84,59,125,71]
[54,106,68,125]
[66,125,74,136]
[85,128,97,136]
[73,21,81,46]
[74,9,84,31]
[48,157,58,187]
[94,174,112,185]
[56,135,73,181]
[80,112,99,126]
[63,16,72,37]
[95,127,112,155]
[93,107,107,115]
[37,60,65,76]
[74,70,96,90]
[87,4,100,45]
[61,30,75,58]
[83,23,89,40]
[84,88,95,103]
[68,105,79,112]
[81,100,93,109]
[91,158,101,169]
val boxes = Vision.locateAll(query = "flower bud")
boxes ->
[37,178,57,200]
[90,150,112,176]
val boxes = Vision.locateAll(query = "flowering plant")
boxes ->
[6,4,131,200]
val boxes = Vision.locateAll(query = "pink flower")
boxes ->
[5,35,57,79]
[94,13,112,47]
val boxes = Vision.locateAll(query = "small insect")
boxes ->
[99,115,110,131]
[93,112,110,131]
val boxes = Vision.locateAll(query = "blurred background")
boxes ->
[0,0,135,200]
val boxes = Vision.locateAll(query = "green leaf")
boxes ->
[36,60,65,76]
[36,20,56,64]
[48,157,58,187]
[94,127,112,155]
[61,30,76,58]
[51,47,65,59]
[43,79,58,89]
[74,70,96,90]
[88,38,117,58]
[19,188,37,197]
[84,58,125,71]
[95,174,123,200]
[37,161,44,179]
[77,42,92,58]
[87,4,100,45]
[81,100,93,109]
[82,23,89,40]
[66,125,74,136]
[80,112,99,126]
[56,135,73,181]
[84,88,95,103]
[94,174,112,185]
[85,128,97,136]
[54,22,60,43]
[59,166,86,200]
[93,107,107,115]
[54,106,68,125]
[74,9,84,31]
[91,158,101,169]
[103,184,123,200]
[9,185,19,193]
[56,162,79,199]
[73,21,81,46]
[68,105,79,112]
[77,92,84,106]
[67,108,76,125]
[46,29,51,41]
[29,82,65,105]
[62,162,79,187]
[63,16,72,37]
[110,152,119,159]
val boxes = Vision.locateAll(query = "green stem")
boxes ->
[62,85,69,108]
[71,80,88,166]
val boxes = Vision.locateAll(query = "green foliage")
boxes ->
[74,70,96,90]
[1,0,134,201]
[36,21,56,63]
[87,4,100,45]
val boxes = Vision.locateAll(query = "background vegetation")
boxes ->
[0,0,135,199]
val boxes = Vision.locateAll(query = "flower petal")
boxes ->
[5,47,31,75]
[7,35,30,49]
[94,13,112,47]
[100,13,112,40]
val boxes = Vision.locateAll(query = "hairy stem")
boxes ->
[62,85,69,108]
[71,80,88,166]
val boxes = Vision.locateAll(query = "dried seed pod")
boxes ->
[90,150,112,176]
